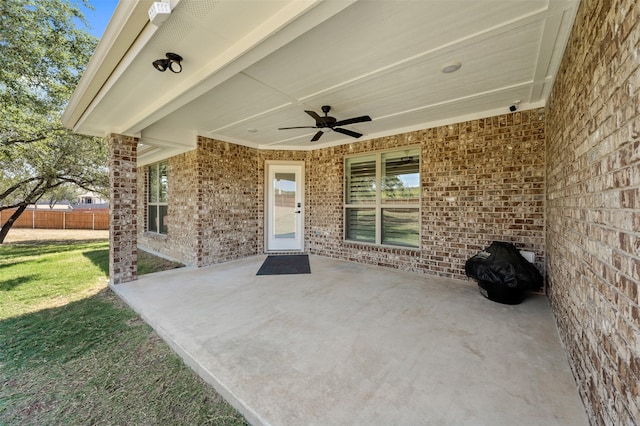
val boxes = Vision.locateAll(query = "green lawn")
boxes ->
[0,241,246,425]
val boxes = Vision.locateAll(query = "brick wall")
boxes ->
[109,134,138,284]
[546,0,640,423]
[195,137,261,265]
[261,110,546,280]
[137,149,201,266]
[138,137,261,266]
[142,112,545,276]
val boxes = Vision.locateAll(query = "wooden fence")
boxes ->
[0,209,109,230]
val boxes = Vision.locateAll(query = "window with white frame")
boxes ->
[148,161,168,234]
[345,147,420,248]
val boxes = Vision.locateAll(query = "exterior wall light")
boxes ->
[152,53,183,73]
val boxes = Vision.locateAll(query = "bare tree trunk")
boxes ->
[0,204,28,244]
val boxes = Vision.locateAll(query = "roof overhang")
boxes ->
[64,0,580,165]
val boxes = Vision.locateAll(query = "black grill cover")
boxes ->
[465,241,543,291]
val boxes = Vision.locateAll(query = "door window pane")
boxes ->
[274,172,296,239]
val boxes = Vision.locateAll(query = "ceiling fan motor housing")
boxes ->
[318,106,336,127]
[319,116,337,128]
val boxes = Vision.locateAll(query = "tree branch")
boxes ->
[0,128,66,146]
[0,177,42,200]
[1,134,48,145]
[0,201,30,212]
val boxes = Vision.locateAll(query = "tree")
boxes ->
[43,184,82,209]
[1,0,97,146]
[0,134,108,242]
[0,0,107,243]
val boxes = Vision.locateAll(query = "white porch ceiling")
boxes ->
[64,0,580,165]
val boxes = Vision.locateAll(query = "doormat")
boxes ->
[256,255,311,275]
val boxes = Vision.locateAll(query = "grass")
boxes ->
[0,240,246,425]
[138,249,184,275]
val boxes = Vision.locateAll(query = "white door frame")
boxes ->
[265,160,305,252]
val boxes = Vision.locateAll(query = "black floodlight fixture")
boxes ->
[152,52,183,73]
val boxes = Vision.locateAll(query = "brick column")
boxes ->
[108,134,138,284]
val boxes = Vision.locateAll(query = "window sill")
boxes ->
[342,239,421,253]
[144,231,168,240]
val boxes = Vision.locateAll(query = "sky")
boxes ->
[80,0,120,38]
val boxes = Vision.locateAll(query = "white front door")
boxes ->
[266,162,304,251]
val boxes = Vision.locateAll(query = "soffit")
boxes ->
[66,0,580,164]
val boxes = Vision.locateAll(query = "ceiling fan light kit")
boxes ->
[278,105,372,142]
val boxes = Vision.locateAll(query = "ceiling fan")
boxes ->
[278,105,372,142]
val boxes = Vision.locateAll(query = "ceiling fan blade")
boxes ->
[334,115,372,127]
[334,127,362,138]
[311,131,324,142]
[278,126,318,130]
[305,110,322,122]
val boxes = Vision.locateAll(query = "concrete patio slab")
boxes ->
[112,255,587,425]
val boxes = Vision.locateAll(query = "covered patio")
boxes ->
[64,0,640,422]
[112,255,587,425]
